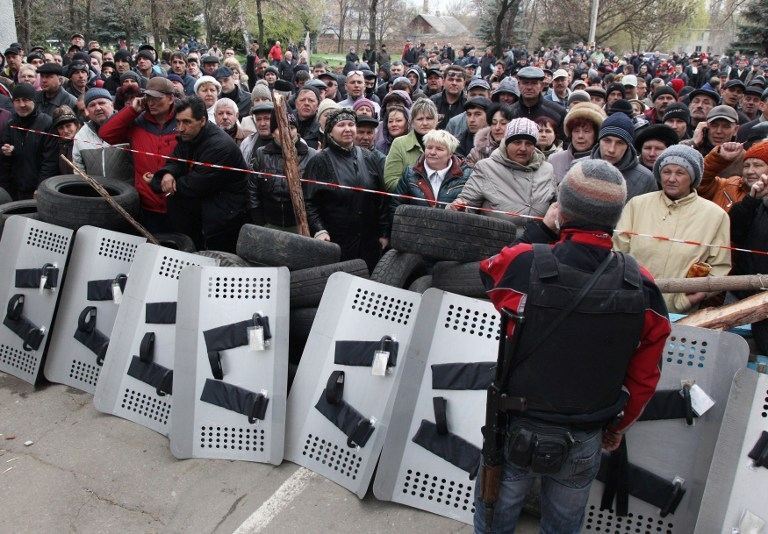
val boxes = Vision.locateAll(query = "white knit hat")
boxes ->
[505,117,539,145]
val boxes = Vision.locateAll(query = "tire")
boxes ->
[196,250,252,267]
[0,200,38,238]
[290,259,369,308]
[36,174,140,231]
[289,307,317,365]
[155,233,197,252]
[0,187,11,205]
[408,275,433,293]
[370,249,426,288]
[432,261,487,298]
[390,205,517,262]
[237,224,340,270]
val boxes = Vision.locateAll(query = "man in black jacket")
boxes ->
[151,96,247,252]
[430,65,467,129]
[0,83,59,200]
[510,66,566,135]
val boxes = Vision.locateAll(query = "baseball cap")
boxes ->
[622,75,638,87]
[142,77,175,97]
[552,69,568,80]
[706,105,738,123]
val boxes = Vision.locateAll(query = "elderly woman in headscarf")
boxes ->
[304,108,389,271]
[194,75,221,121]
[214,97,253,146]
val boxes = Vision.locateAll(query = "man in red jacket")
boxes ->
[268,41,283,65]
[474,159,670,533]
[99,77,178,232]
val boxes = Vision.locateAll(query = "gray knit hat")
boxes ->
[559,159,627,228]
[598,112,635,146]
[653,144,704,188]
[84,88,113,107]
[250,81,273,103]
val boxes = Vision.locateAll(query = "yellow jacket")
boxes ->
[613,190,731,313]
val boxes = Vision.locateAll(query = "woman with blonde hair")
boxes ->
[223,57,249,90]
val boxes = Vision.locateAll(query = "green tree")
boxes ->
[731,0,768,54]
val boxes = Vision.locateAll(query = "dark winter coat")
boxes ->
[247,138,316,227]
[151,121,247,243]
[303,141,388,270]
[0,108,59,198]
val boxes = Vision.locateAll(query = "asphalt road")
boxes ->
[0,372,539,533]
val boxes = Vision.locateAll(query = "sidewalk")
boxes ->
[0,372,538,533]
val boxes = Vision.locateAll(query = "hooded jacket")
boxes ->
[589,143,657,201]
[457,146,556,231]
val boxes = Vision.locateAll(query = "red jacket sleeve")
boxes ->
[98,106,139,145]
[612,269,671,433]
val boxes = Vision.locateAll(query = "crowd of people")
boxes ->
[1,35,768,330]
[3,32,768,533]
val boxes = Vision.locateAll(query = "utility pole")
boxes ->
[0,0,18,51]
[588,0,599,46]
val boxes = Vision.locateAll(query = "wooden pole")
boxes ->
[676,291,768,330]
[60,155,160,245]
[654,274,768,294]
[272,93,310,237]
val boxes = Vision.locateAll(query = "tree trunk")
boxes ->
[85,0,92,37]
[493,0,511,59]
[368,0,378,69]
[256,0,265,50]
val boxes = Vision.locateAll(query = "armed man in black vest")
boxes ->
[474,159,671,533]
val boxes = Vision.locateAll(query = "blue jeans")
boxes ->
[473,421,602,534]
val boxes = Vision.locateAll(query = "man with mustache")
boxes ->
[73,88,115,172]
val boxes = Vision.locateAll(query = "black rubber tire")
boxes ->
[408,275,433,293]
[431,261,487,298]
[36,174,140,231]
[196,250,252,267]
[290,259,369,308]
[289,307,318,365]
[0,187,11,205]
[370,249,426,288]
[0,200,38,238]
[237,224,341,270]
[155,232,197,252]
[390,205,517,262]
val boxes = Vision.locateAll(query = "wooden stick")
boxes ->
[59,155,160,245]
[676,290,768,330]
[655,274,768,294]
[272,93,310,237]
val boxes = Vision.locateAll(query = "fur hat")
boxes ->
[559,160,627,228]
[653,144,704,188]
[564,102,606,137]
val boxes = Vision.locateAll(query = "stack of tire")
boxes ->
[374,205,519,297]
[0,187,39,238]
[236,225,370,382]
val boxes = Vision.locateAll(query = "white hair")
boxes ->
[214,98,238,115]
[423,129,459,154]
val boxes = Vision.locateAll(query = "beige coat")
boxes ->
[458,146,556,230]
[613,190,731,313]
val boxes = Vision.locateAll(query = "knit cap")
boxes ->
[84,87,113,107]
[352,97,376,114]
[317,98,341,122]
[504,117,539,145]
[662,103,690,125]
[653,144,704,188]
[652,85,677,101]
[567,90,590,107]
[559,160,627,228]
[194,75,221,94]
[251,81,273,103]
[11,83,36,101]
[599,112,635,146]
[745,140,768,166]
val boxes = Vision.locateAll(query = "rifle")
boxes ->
[480,307,526,530]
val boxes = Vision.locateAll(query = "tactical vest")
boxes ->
[506,244,646,422]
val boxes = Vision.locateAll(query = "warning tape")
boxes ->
[10,123,768,257]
